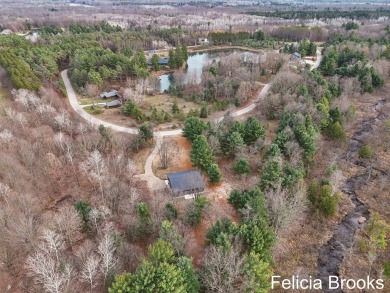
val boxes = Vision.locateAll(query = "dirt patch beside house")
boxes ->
[153,136,193,179]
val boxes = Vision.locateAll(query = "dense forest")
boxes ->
[208,30,277,48]
[0,24,190,92]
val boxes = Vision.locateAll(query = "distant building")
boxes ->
[104,100,121,108]
[167,170,205,197]
[159,58,169,65]
[99,90,120,99]
[147,57,169,66]
[148,49,157,58]
[198,36,208,45]
[291,52,301,61]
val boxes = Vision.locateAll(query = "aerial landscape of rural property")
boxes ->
[1,0,390,292]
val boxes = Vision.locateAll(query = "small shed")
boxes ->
[104,100,121,109]
[167,170,205,196]
[198,36,208,44]
[100,90,120,99]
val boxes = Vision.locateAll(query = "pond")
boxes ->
[158,50,261,93]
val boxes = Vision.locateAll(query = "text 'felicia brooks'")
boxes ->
[271,275,384,290]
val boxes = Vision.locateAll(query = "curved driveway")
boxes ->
[62,50,321,190]
[61,69,267,136]
[61,49,321,137]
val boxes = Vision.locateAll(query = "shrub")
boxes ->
[386,120,390,132]
[308,180,338,217]
[359,238,368,253]
[358,145,372,159]
[228,188,263,210]
[206,217,236,247]
[165,203,178,220]
[233,158,251,175]
[86,105,103,115]
[137,202,150,221]
[200,105,208,118]
[243,117,265,145]
[327,121,346,141]
[208,163,222,183]
[259,159,282,191]
[75,200,91,228]
[123,100,147,122]
[184,197,209,226]
[139,123,153,141]
[383,261,390,279]
[182,117,208,142]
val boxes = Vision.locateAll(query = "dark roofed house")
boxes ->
[104,100,122,109]
[99,90,120,99]
[159,58,169,65]
[149,57,170,66]
[167,170,205,197]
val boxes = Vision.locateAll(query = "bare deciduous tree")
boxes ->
[3,193,40,250]
[36,103,56,116]
[89,206,112,236]
[12,89,41,112]
[158,139,179,169]
[81,254,100,292]
[265,180,306,237]
[0,129,14,147]
[201,241,245,293]
[5,107,27,130]
[26,229,72,293]
[123,84,144,104]
[54,110,71,132]
[0,182,11,207]
[80,150,108,200]
[27,251,72,293]
[53,207,81,249]
[40,229,64,262]
[98,230,116,285]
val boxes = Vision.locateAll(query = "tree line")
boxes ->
[283,38,317,57]
[247,9,390,20]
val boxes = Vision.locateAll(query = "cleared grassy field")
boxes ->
[139,94,201,115]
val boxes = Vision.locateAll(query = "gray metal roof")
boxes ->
[100,90,118,98]
[147,58,169,66]
[167,170,205,195]
[159,58,169,65]
[293,52,301,58]
[105,100,121,108]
